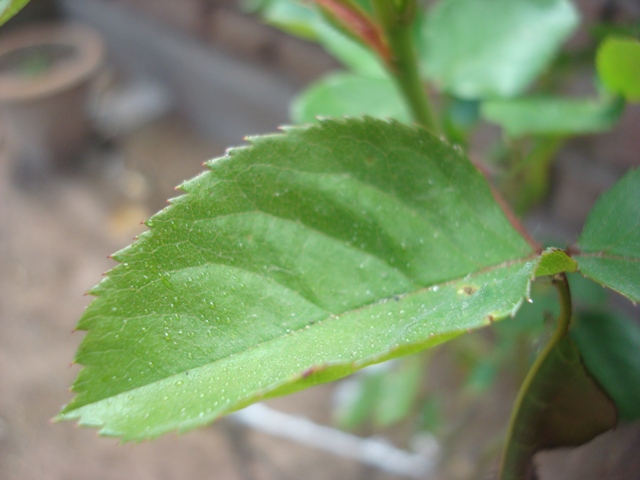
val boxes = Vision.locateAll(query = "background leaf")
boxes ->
[575,167,640,302]
[481,96,624,137]
[0,0,29,25]
[315,19,387,78]
[373,355,423,427]
[423,0,579,99]
[334,356,424,429]
[597,36,640,102]
[571,310,640,422]
[256,0,321,40]
[58,118,536,441]
[334,366,383,430]
[251,0,386,77]
[441,97,480,146]
[568,272,607,310]
[291,72,411,124]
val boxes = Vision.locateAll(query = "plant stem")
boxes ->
[505,136,565,214]
[551,273,572,337]
[389,27,439,132]
[372,0,440,132]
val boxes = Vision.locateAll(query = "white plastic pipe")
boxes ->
[232,403,439,478]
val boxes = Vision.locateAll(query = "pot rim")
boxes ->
[0,22,104,103]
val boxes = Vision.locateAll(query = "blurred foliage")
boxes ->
[0,0,29,26]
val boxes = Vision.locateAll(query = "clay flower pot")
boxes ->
[0,23,104,178]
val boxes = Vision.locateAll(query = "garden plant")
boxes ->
[3,0,639,478]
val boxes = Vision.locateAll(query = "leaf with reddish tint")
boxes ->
[314,0,390,62]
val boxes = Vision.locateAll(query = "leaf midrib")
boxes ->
[69,255,537,413]
[575,252,640,262]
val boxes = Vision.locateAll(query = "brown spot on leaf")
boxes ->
[457,284,478,296]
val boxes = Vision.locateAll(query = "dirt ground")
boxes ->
[1,113,639,480]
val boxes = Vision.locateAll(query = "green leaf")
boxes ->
[535,248,577,277]
[58,118,537,440]
[423,0,579,99]
[251,0,386,77]
[568,273,607,310]
[419,395,443,433]
[465,357,499,393]
[500,277,618,479]
[494,280,555,341]
[597,36,640,102]
[334,356,424,429]
[0,0,29,25]
[259,0,321,40]
[291,72,411,124]
[374,356,423,427]
[481,96,624,137]
[334,362,382,430]
[501,136,564,214]
[315,19,387,78]
[441,97,480,146]
[500,336,617,479]
[575,167,640,302]
[571,311,640,422]
[334,368,382,430]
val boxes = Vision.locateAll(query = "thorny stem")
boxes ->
[499,274,572,480]
[371,0,440,133]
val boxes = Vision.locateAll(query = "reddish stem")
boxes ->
[314,0,391,63]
